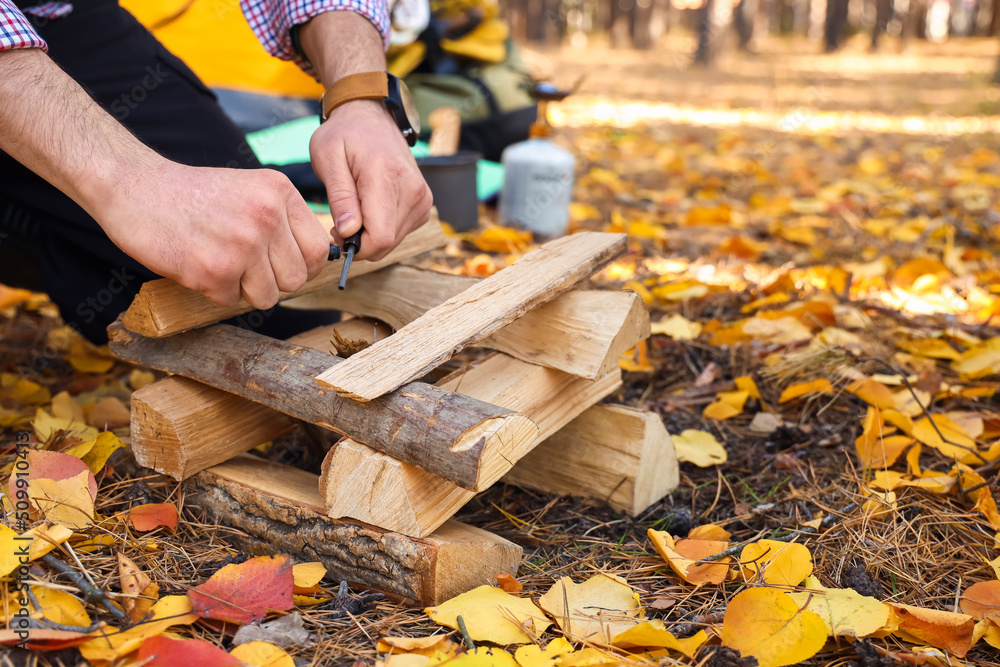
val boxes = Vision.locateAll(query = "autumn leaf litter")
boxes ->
[4,79,1000,667]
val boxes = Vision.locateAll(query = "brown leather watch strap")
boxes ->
[321,72,389,120]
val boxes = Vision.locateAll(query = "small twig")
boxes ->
[42,554,128,624]
[456,615,476,652]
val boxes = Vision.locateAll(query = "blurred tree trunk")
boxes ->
[734,0,756,50]
[870,0,892,48]
[823,0,849,51]
[611,0,634,46]
[525,0,548,41]
[991,0,1000,34]
[631,0,656,47]
[694,0,717,63]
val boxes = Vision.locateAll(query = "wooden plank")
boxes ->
[109,321,538,490]
[504,404,679,516]
[318,354,623,537]
[130,318,391,480]
[188,456,521,605]
[315,232,627,401]
[120,216,446,337]
[285,266,649,380]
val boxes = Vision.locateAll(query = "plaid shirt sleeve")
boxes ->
[241,0,390,72]
[0,0,47,51]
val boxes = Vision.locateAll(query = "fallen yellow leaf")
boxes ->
[740,540,813,586]
[648,529,730,585]
[721,588,826,667]
[80,432,126,475]
[512,638,573,667]
[898,338,960,361]
[230,641,296,667]
[79,595,198,662]
[32,408,98,444]
[846,378,896,410]
[611,620,705,657]
[779,379,833,403]
[650,313,702,340]
[537,573,642,643]
[292,562,327,589]
[424,585,551,645]
[28,469,95,530]
[671,429,727,467]
[703,390,749,420]
[743,316,813,344]
[911,414,979,463]
[787,587,890,637]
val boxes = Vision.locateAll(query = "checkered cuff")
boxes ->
[0,0,47,51]
[241,0,390,74]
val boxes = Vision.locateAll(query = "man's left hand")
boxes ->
[310,99,432,262]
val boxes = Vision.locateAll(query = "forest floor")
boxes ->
[3,37,1000,667]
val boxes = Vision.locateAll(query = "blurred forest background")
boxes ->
[498,0,1000,74]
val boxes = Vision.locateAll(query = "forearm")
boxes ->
[297,11,386,89]
[0,49,162,222]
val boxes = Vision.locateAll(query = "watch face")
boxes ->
[398,79,421,137]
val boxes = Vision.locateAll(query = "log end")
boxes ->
[120,286,162,337]
[458,414,539,492]
[130,388,186,481]
[597,291,651,378]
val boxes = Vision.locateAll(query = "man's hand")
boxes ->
[0,48,331,311]
[310,100,431,261]
[299,11,433,262]
[100,162,331,309]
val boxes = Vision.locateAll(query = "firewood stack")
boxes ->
[109,213,679,605]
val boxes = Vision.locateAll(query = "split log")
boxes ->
[120,216,446,337]
[109,321,538,490]
[315,232,627,401]
[131,318,391,479]
[188,456,521,605]
[319,354,623,537]
[285,265,649,380]
[504,404,679,516]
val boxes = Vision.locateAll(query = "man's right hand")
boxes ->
[98,162,331,310]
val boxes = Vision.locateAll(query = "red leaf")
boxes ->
[8,450,97,501]
[137,636,242,667]
[128,503,178,532]
[188,555,294,624]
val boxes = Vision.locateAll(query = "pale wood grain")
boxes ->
[285,266,649,379]
[319,354,622,537]
[504,404,680,516]
[315,231,627,401]
[120,215,446,337]
[189,455,521,605]
[109,320,537,490]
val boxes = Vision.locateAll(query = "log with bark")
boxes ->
[187,456,521,605]
[130,318,391,479]
[110,320,537,490]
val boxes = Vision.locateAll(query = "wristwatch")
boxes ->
[320,72,421,147]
